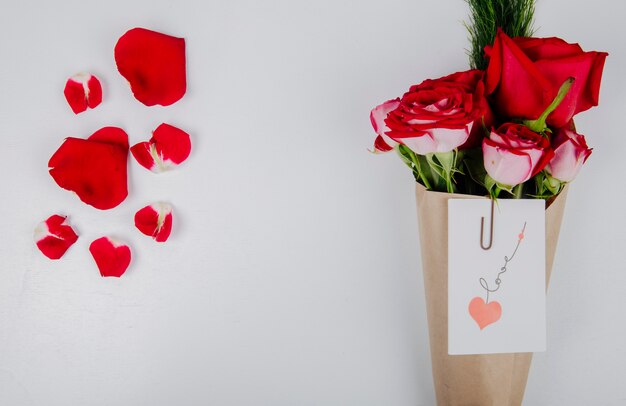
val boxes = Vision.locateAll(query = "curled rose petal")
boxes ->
[63,73,103,114]
[114,27,186,106]
[89,237,131,278]
[49,127,129,210]
[34,215,79,259]
[134,202,173,242]
[130,123,191,172]
[370,99,400,153]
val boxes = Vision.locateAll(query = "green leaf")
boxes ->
[397,145,434,189]
[531,170,562,198]
[485,174,497,192]
[512,183,524,199]
[496,181,515,195]
[434,151,455,174]
[464,148,488,188]
[433,151,458,193]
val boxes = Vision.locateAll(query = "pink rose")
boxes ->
[370,99,401,153]
[545,127,592,182]
[483,123,554,187]
[383,70,491,155]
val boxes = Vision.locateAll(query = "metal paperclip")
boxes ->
[480,198,495,250]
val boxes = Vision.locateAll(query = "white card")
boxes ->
[448,199,546,355]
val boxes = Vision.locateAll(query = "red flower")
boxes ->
[384,70,492,155]
[484,29,607,128]
[482,123,553,187]
[48,127,129,210]
[115,28,186,106]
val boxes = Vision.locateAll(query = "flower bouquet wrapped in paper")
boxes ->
[370,1,607,404]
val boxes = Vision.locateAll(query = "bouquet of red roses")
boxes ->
[372,29,606,198]
[370,1,607,404]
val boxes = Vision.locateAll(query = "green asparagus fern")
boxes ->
[464,0,537,70]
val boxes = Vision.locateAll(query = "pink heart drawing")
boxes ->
[468,297,502,330]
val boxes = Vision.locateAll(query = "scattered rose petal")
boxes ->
[135,202,173,242]
[114,27,186,106]
[34,215,79,259]
[49,127,129,210]
[89,237,131,277]
[64,73,102,114]
[130,123,191,172]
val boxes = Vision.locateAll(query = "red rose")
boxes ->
[484,29,607,128]
[384,70,492,155]
[483,123,553,187]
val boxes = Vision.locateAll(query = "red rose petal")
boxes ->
[130,123,191,172]
[373,135,394,152]
[114,27,186,106]
[134,203,173,242]
[63,73,102,114]
[49,127,129,210]
[34,215,79,259]
[89,237,131,278]
[129,142,154,170]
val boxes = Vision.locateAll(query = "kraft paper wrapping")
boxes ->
[415,183,568,406]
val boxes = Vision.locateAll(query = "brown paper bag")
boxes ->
[415,183,568,406]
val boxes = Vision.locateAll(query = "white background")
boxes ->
[0,0,625,404]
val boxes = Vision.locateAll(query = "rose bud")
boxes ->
[384,70,492,155]
[483,123,554,187]
[545,127,592,182]
[370,99,400,153]
[484,29,608,128]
